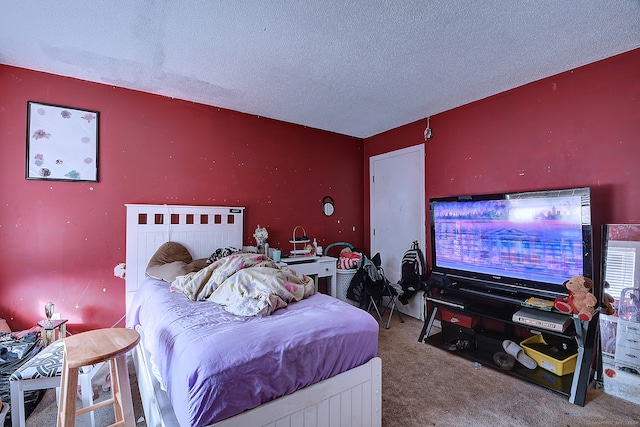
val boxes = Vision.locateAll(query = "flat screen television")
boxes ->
[429,187,593,299]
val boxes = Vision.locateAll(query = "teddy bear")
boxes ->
[601,293,615,316]
[554,275,598,321]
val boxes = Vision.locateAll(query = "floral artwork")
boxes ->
[26,101,99,182]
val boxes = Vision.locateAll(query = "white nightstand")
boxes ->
[280,256,337,297]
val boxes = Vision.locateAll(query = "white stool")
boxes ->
[9,340,101,427]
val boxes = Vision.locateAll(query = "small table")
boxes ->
[280,256,337,297]
[37,319,68,346]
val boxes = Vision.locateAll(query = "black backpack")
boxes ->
[346,254,385,310]
[398,241,429,304]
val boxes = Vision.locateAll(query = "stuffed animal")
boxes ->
[601,293,616,316]
[554,275,598,321]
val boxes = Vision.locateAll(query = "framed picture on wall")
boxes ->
[26,101,99,182]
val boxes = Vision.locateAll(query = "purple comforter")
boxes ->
[126,277,379,427]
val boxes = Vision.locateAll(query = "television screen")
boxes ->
[430,187,593,298]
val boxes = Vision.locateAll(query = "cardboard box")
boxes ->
[441,308,478,329]
[520,334,577,376]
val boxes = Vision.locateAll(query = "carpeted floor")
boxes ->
[19,314,640,426]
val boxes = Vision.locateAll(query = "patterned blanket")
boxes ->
[0,332,43,427]
[171,253,315,316]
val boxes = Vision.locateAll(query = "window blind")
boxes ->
[604,246,636,301]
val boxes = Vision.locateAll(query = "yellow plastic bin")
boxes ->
[520,334,578,376]
[336,269,358,306]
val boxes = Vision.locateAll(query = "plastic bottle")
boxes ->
[312,238,318,256]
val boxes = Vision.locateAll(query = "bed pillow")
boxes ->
[147,242,193,268]
[146,259,209,282]
[146,242,209,282]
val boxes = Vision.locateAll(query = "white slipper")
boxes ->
[502,340,537,370]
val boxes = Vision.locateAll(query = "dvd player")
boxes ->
[512,307,573,332]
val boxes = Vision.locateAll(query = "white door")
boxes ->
[370,144,426,319]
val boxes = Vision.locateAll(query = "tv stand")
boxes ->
[419,285,599,406]
[456,286,526,305]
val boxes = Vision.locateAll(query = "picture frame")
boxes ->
[26,101,99,182]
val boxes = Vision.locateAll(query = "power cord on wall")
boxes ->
[65,314,126,337]
[111,314,126,328]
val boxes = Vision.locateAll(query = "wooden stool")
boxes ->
[56,328,140,427]
[10,339,102,427]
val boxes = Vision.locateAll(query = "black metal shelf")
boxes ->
[419,287,599,406]
[427,288,578,338]
[425,332,573,396]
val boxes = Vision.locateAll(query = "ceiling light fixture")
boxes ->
[423,117,432,141]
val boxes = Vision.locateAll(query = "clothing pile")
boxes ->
[0,331,43,427]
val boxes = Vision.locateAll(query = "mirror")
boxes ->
[322,196,334,216]
[599,224,640,398]
[602,224,640,304]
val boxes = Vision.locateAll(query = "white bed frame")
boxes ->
[125,204,382,427]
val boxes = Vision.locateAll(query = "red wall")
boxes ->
[0,66,365,332]
[3,48,639,331]
[365,48,640,289]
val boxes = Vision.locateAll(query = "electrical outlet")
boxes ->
[52,312,61,320]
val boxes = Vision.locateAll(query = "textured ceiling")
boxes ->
[1,1,639,138]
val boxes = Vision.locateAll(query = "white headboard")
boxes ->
[125,204,244,310]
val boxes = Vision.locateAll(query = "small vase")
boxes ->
[257,239,266,254]
[45,301,55,326]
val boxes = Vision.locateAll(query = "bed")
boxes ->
[124,204,382,427]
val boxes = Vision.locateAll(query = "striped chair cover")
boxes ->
[10,339,99,427]
[9,340,64,381]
